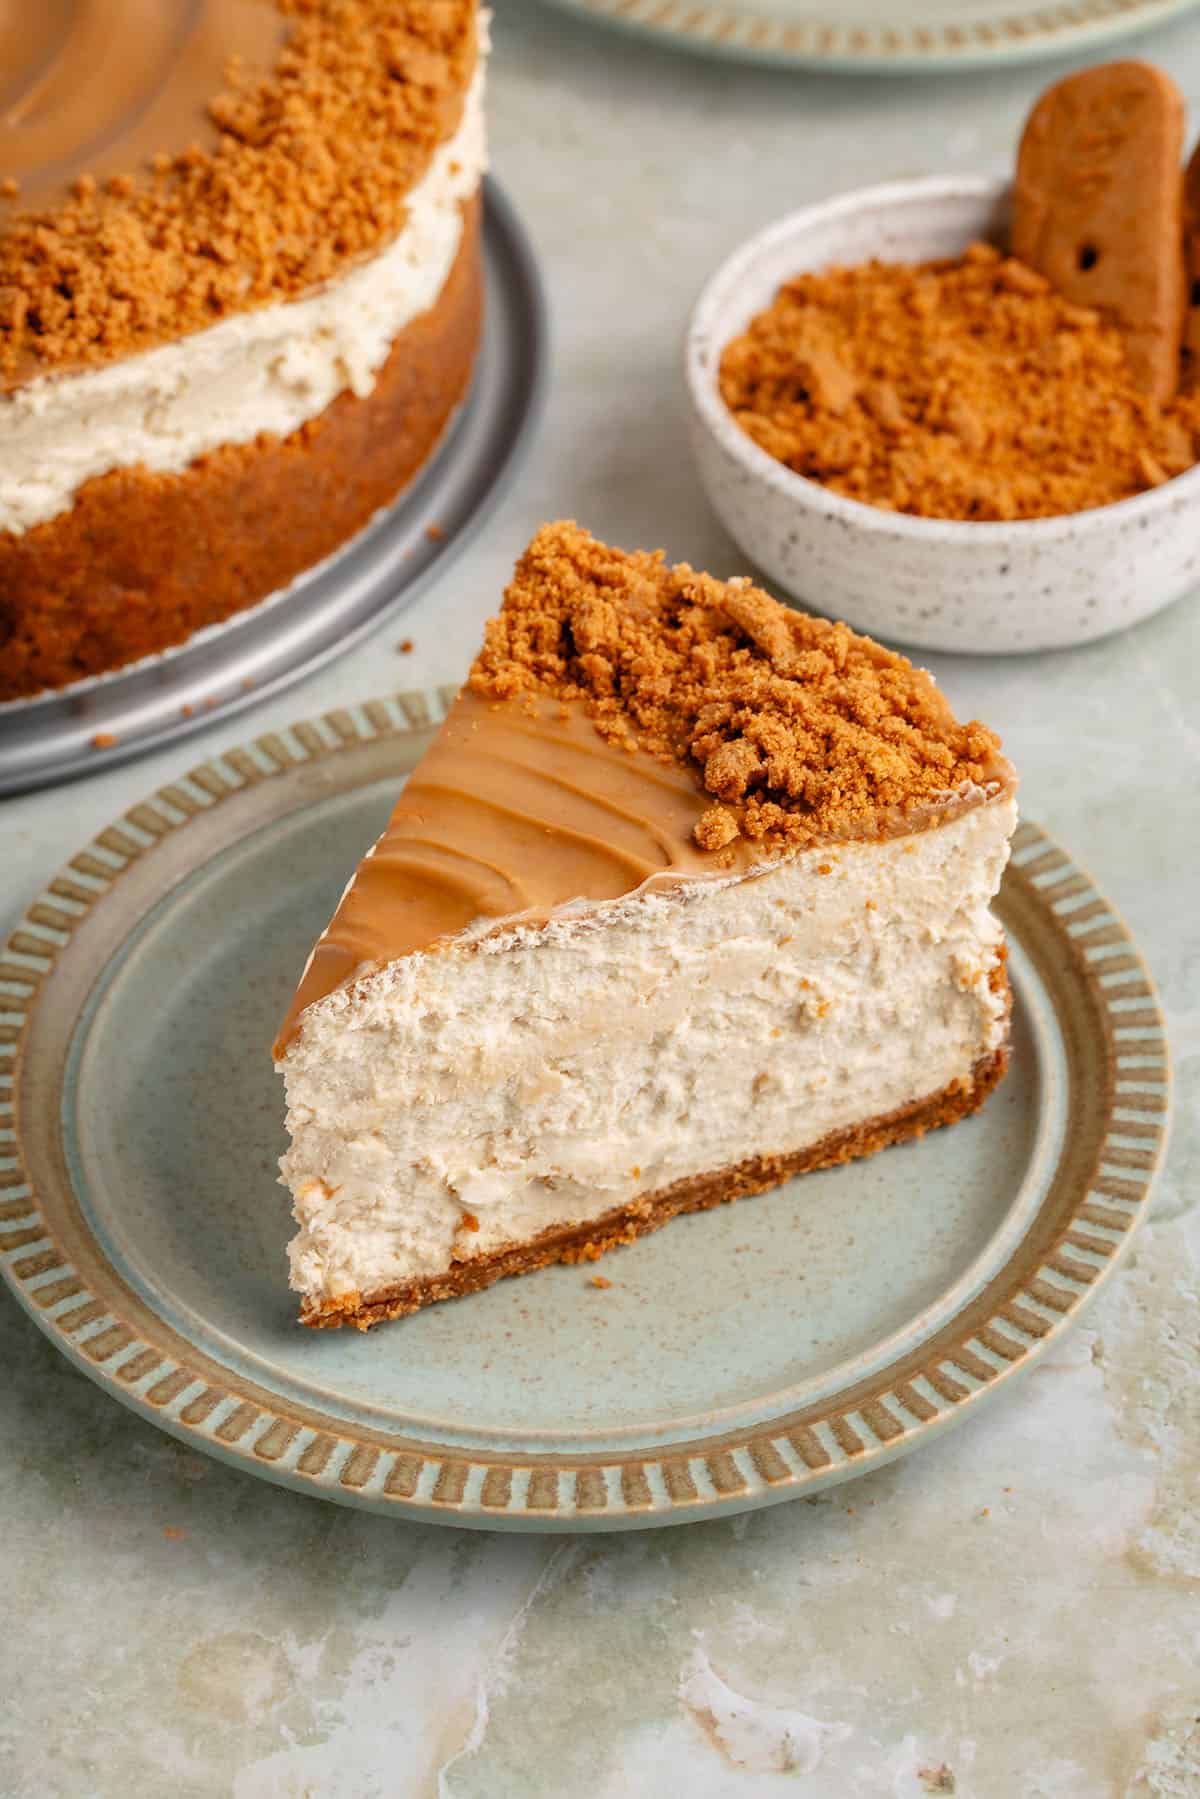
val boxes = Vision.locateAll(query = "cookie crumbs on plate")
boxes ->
[398,638,415,654]
[589,1275,612,1289]
[719,241,1200,520]
[471,521,1006,850]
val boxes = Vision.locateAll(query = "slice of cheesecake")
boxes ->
[275,523,1017,1329]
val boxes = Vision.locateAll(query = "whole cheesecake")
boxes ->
[275,523,1018,1329]
[0,0,485,700]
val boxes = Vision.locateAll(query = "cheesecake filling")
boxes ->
[0,58,487,536]
[280,795,1015,1307]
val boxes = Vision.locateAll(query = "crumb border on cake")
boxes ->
[0,0,478,383]
[468,522,1014,853]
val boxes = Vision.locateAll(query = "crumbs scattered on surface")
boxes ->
[471,522,1008,850]
[426,522,447,541]
[589,1275,613,1289]
[719,240,1200,520]
[90,731,117,748]
[397,637,415,654]
[0,0,477,378]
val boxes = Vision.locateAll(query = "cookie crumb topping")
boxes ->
[719,241,1200,520]
[0,0,477,380]
[470,522,1007,849]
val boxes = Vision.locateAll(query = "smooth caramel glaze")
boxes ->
[273,690,758,1056]
[0,0,286,214]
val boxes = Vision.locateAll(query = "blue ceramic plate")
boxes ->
[0,695,1170,1529]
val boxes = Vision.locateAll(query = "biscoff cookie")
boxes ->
[1013,60,1185,404]
[1184,138,1200,359]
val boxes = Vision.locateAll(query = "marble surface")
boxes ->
[3,6,1199,1794]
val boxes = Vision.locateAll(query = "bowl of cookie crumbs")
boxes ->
[686,63,1200,653]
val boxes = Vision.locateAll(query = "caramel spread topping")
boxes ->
[275,525,1012,1056]
[273,687,753,1054]
[0,2,285,211]
[0,0,477,382]
[719,241,1200,520]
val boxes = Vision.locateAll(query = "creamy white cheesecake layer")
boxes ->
[0,61,487,536]
[279,795,1016,1307]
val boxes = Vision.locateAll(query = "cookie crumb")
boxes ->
[426,523,447,542]
[470,523,1007,850]
[0,1,478,379]
[719,244,1200,519]
[398,638,415,654]
[90,731,118,749]
[589,1275,612,1289]
[694,805,741,851]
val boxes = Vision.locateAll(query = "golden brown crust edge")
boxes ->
[0,196,482,699]
[300,1017,1011,1331]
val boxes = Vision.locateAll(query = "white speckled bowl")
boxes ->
[686,176,1200,655]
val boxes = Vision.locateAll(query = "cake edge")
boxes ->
[298,986,1010,1331]
[0,194,482,698]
